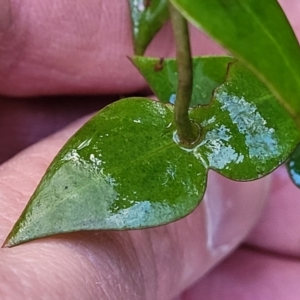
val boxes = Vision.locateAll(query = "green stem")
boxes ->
[169,2,199,146]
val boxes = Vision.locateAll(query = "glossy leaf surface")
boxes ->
[132,55,234,106]
[191,62,300,179]
[4,98,207,247]
[5,61,300,247]
[287,144,300,188]
[129,0,169,55]
[171,0,300,123]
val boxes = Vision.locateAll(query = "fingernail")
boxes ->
[203,171,271,258]
[0,0,12,32]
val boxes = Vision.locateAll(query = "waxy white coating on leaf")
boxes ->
[201,116,216,127]
[62,149,81,163]
[195,125,243,170]
[217,91,279,159]
[89,154,103,167]
[152,100,168,117]
[173,122,244,171]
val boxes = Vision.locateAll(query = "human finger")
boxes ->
[179,246,300,300]
[0,0,222,97]
[0,113,270,299]
[0,95,116,164]
[245,166,300,258]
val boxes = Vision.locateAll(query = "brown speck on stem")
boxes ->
[154,57,164,72]
[144,0,151,8]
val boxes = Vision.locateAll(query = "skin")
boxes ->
[0,0,300,299]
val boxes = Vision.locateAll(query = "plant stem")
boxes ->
[169,2,199,146]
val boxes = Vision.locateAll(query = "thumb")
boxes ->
[0,112,270,299]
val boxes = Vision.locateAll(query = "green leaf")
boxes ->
[5,61,300,247]
[170,0,300,123]
[129,0,169,55]
[4,98,207,247]
[131,55,234,106]
[191,61,300,179]
[287,144,300,188]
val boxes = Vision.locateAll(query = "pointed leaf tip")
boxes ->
[5,98,207,247]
